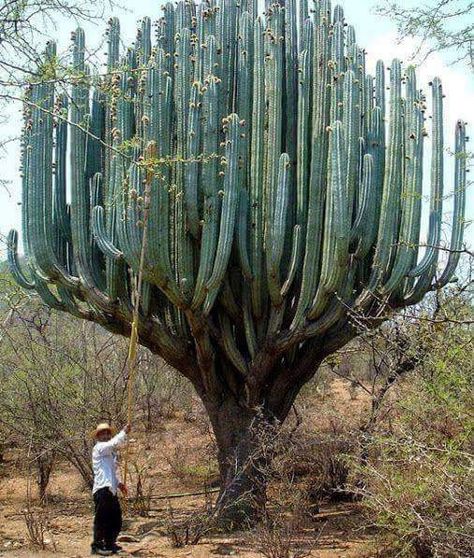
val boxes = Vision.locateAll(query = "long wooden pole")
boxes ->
[122,142,156,514]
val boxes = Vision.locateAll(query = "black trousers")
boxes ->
[92,487,122,550]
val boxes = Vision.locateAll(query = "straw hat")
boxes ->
[93,422,115,438]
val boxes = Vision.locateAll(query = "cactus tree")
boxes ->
[8,0,467,522]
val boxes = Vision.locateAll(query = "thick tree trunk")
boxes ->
[207,400,269,527]
[194,349,330,528]
[203,392,290,529]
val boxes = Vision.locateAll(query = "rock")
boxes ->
[212,544,238,555]
[118,534,141,543]
[136,520,162,535]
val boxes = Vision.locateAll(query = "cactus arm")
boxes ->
[176,1,192,32]
[331,22,345,123]
[298,0,309,51]
[124,149,185,310]
[382,67,424,295]
[114,161,135,267]
[402,93,425,296]
[237,188,253,281]
[68,28,113,307]
[358,59,404,305]
[295,47,311,270]
[342,70,360,224]
[267,153,290,307]
[107,17,120,70]
[22,43,71,284]
[148,63,175,287]
[34,279,65,311]
[402,263,437,306]
[192,77,220,310]
[375,59,386,118]
[122,163,143,270]
[363,106,385,247]
[291,9,332,331]
[92,205,123,260]
[194,4,205,82]
[54,94,71,241]
[158,3,175,69]
[218,277,242,323]
[236,10,252,167]
[7,230,35,290]
[107,156,128,302]
[281,225,302,298]
[90,165,106,293]
[137,17,152,67]
[204,114,241,315]
[345,26,356,51]
[305,267,356,340]
[350,154,375,259]
[25,76,78,289]
[243,284,258,359]
[408,77,444,278]
[218,312,248,377]
[104,57,134,303]
[284,0,298,165]
[333,4,344,23]
[264,6,284,244]
[308,121,348,320]
[216,0,238,115]
[266,301,286,338]
[434,120,467,289]
[235,12,252,285]
[174,27,194,302]
[184,82,201,240]
[276,265,357,352]
[249,18,265,318]
[86,90,105,181]
[103,17,120,190]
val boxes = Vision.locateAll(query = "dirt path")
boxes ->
[1,501,375,557]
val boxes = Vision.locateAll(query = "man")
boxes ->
[91,422,130,556]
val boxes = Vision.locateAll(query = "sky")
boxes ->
[0,0,473,259]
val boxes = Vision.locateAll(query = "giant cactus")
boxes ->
[8,0,467,522]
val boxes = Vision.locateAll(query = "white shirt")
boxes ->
[92,429,127,495]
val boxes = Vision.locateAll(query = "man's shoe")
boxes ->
[96,549,113,557]
[111,543,123,552]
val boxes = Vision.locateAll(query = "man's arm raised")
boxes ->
[95,424,131,456]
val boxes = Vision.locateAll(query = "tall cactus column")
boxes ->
[9,0,467,525]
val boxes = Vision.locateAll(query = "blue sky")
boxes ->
[0,0,472,259]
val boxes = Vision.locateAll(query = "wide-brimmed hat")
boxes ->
[93,422,115,438]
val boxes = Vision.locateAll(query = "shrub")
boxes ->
[358,356,473,557]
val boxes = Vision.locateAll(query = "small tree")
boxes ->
[376,0,474,70]
[0,280,128,490]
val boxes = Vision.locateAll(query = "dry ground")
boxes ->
[0,380,383,557]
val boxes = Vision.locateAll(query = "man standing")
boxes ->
[91,422,130,556]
